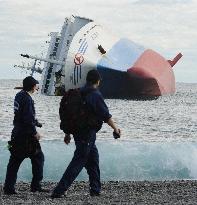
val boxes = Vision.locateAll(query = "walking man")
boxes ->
[4,76,47,194]
[51,69,121,198]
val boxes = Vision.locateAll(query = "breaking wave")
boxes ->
[1,140,197,182]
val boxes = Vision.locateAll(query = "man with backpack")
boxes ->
[51,69,121,198]
[4,76,47,195]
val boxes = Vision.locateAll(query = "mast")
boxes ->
[14,64,42,74]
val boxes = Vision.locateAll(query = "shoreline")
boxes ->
[1,180,197,204]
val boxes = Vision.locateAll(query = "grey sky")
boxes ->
[0,0,196,82]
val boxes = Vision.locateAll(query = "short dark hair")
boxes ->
[86,70,102,85]
[23,76,39,91]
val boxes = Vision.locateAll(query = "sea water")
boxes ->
[0,80,197,182]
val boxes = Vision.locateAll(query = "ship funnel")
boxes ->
[168,53,183,67]
[98,45,106,54]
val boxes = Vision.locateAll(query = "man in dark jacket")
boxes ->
[51,69,121,198]
[3,76,47,195]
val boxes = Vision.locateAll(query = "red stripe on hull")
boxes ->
[127,49,175,96]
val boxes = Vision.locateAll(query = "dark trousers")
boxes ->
[53,130,101,195]
[4,150,44,191]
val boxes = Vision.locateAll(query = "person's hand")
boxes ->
[34,132,42,140]
[64,134,71,144]
[114,128,121,136]
[113,128,121,139]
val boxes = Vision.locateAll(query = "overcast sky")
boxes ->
[0,0,196,82]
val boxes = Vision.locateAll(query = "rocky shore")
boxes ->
[0,180,197,204]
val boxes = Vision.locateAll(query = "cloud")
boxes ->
[0,0,196,82]
[134,0,193,5]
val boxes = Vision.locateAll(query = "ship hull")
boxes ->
[128,49,175,96]
[20,16,181,98]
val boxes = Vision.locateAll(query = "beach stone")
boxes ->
[1,181,197,204]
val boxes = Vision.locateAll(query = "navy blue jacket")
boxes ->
[80,84,112,131]
[13,90,37,136]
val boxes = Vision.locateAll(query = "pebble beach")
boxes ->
[1,181,197,205]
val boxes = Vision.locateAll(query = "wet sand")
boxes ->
[1,180,197,204]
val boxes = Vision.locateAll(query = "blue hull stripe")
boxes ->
[78,38,87,52]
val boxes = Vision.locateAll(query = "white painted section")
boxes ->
[41,16,92,95]
[64,22,120,90]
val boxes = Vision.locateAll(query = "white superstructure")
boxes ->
[41,16,92,95]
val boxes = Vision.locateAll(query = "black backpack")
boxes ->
[59,89,100,135]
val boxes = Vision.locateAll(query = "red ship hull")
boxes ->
[127,49,175,96]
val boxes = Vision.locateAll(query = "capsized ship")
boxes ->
[18,15,182,98]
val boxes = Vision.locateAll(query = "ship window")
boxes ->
[47,74,51,79]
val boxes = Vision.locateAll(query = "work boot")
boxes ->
[90,189,100,197]
[31,187,50,193]
[3,187,17,195]
[51,192,65,199]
